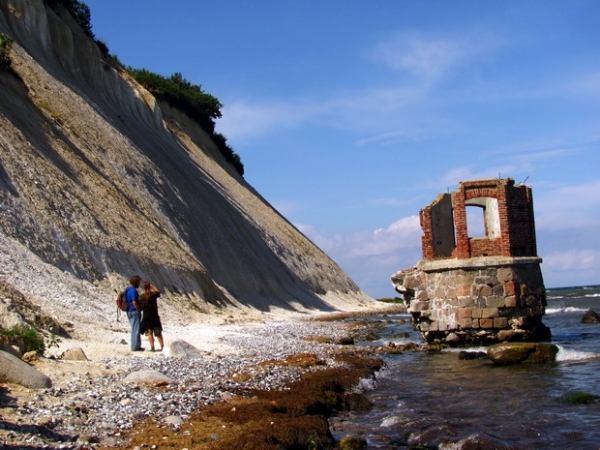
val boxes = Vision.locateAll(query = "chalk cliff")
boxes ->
[0,0,372,334]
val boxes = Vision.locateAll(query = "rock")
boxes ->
[164,415,184,427]
[168,340,203,358]
[61,347,88,361]
[339,435,368,449]
[445,332,460,344]
[422,344,446,353]
[0,298,28,330]
[581,309,600,324]
[0,350,52,388]
[487,342,558,365]
[78,433,100,444]
[364,332,379,341]
[0,344,22,358]
[559,390,598,405]
[220,392,234,402]
[393,331,410,339]
[124,369,174,386]
[337,337,355,345]
[458,351,487,360]
[22,351,39,363]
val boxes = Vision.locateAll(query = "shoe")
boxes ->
[158,347,163,352]
[150,348,155,352]
[133,347,145,352]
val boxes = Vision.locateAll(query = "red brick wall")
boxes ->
[469,237,502,257]
[420,178,538,260]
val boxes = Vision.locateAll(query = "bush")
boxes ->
[128,69,221,132]
[94,38,109,55]
[0,33,12,70]
[0,325,45,354]
[212,132,244,176]
[69,1,93,38]
[129,68,244,176]
[44,0,94,39]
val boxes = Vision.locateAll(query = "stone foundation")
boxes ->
[392,256,551,346]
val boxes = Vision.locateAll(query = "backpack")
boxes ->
[116,287,129,312]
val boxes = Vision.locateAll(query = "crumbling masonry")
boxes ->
[391,178,551,346]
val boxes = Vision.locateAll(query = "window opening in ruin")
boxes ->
[465,197,501,239]
[466,205,486,238]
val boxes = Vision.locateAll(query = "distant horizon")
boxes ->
[546,284,600,291]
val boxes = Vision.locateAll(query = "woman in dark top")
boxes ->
[140,281,164,352]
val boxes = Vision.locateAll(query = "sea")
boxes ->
[332,285,600,450]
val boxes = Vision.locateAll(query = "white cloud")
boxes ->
[370,33,467,81]
[567,71,600,97]
[298,215,421,262]
[429,165,517,191]
[543,248,600,272]
[490,140,584,165]
[217,30,503,142]
[355,129,432,146]
[535,179,600,230]
[541,180,600,207]
[217,100,307,139]
[373,197,411,207]
[298,216,424,297]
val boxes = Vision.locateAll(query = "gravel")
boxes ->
[0,320,367,449]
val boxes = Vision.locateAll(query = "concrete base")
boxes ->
[391,256,551,346]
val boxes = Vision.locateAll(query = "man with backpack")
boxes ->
[125,275,144,352]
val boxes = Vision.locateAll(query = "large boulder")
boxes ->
[168,340,203,358]
[0,350,52,388]
[581,309,600,324]
[60,347,89,361]
[487,342,558,365]
[0,344,22,358]
[124,369,174,386]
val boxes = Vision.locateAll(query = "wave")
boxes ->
[380,414,404,428]
[584,293,600,298]
[354,377,377,392]
[556,345,599,362]
[546,306,587,314]
[445,346,488,353]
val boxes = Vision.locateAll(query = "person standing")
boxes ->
[140,281,164,352]
[125,275,144,352]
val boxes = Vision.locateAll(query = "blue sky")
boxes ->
[84,0,600,298]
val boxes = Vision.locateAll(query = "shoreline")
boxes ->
[0,304,408,449]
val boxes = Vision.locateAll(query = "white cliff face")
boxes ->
[0,0,372,331]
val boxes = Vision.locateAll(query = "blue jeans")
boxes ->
[127,310,142,350]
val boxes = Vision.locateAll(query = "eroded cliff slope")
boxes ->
[0,0,372,334]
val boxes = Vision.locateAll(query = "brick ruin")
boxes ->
[391,178,551,346]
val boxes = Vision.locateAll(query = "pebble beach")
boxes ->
[0,314,398,449]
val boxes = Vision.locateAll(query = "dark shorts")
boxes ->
[144,327,162,338]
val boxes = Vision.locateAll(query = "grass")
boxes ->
[33,98,64,125]
[0,325,45,353]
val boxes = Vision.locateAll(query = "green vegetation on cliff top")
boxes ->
[43,0,244,176]
[127,69,244,176]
